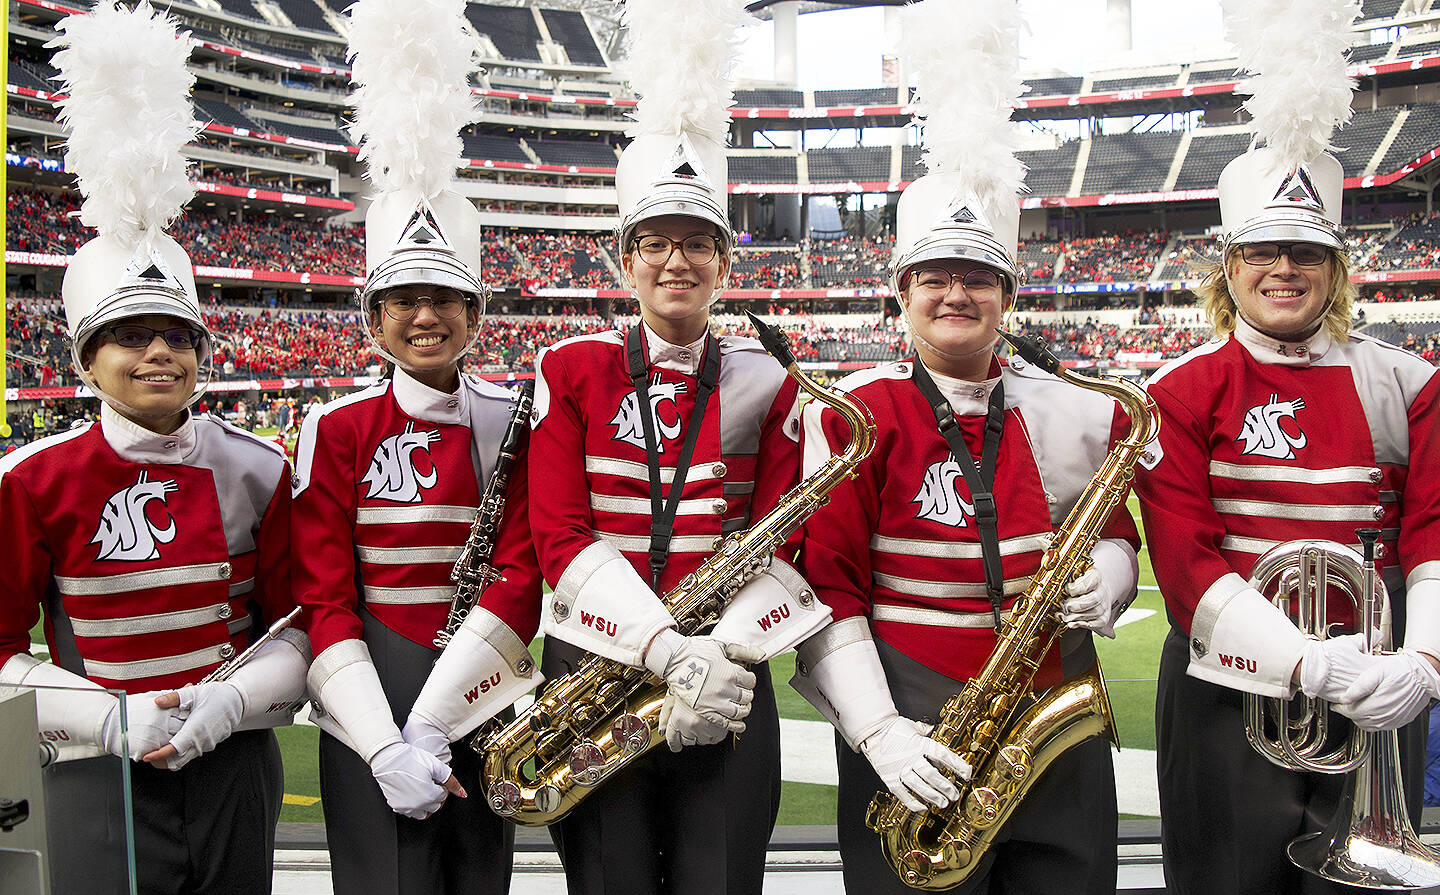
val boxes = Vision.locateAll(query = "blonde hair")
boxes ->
[1199,246,1355,341]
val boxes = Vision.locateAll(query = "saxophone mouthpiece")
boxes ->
[995,329,1062,376]
[746,310,796,368]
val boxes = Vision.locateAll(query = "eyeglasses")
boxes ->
[1238,243,1330,268]
[633,234,722,267]
[100,323,205,350]
[909,267,1003,298]
[380,294,470,321]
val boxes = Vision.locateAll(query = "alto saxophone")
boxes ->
[865,330,1160,891]
[478,311,875,826]
[434,380,535,649]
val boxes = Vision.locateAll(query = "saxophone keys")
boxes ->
[534,784,562,816]
[612,714,649,753]
[964,787,1001,827]
[996,744,1032,781]
[487,781,521,817]
[569,741,606,786]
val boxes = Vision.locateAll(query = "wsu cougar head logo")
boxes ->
[91,471,179,562]
[362,423,442,503]
[611,375,688,452]
[1236,394,1308,460]
[912,459,975,528]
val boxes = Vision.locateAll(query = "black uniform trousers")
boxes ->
[1156,628,1429,895]
[318,608,515,895]
[835,638,1119,895]
[45,729,282,895]
[541,640,782,895]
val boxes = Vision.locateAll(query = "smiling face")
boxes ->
[621,215,730,345]
[370,283,479,391]
[899,259,1011,381]
[1227,243,1336,340]
[82,313,200,433]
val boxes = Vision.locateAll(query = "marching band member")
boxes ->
[1136,1,1440,892]
[0,5,307,893]
[526,2,830,892]
[792,3,1139,891]
[292,2,541,892]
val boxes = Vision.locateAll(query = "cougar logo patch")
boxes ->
[610,375,688,452]
[362,423,441,503]
[1236,394,1308,460]
[91,471,179,562]
[912,459,975,528]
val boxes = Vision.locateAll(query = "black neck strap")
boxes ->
[625,324,721,589]
[911,358,1007,628]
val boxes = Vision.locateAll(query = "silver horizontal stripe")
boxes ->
[227,615,252,637]
[1211,498,1380,523]
[595,531,717,554]
[871,533,1051,561]
[56,562,232,597]
[356,505,477,525]
[84,644,225,681]
[872,604,1013,628]
[872,573,1032,601]
[363,585,456,605]
[1219,535,1280,556]
[1208,461,1378,485]
[590,495,720,516]
[355,545,465,565]
[228,577,255,598]
[68,602,232,638]
[584,456,724,485]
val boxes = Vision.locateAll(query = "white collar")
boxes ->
[643,322,710,375]
[1233,315,1332,367]
[923,361,1003,417]
[391,367,468,424]
[100,403,196,464]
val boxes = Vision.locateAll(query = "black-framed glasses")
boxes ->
[1238,242,1330,268]
[909,267,1003,297]
[380,294,470,321]
[633,234,722,267]
[100,323,205,350]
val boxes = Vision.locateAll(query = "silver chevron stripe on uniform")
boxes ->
[1218,534,1281,556]
[56,562,232,597]
[356,505,478,525]
[1211,498,1380,523]
[584,457,725,484]
[595,531,718,554]
[590,494,721,516]
[872,573,1032,601]
[871,533,1051,560]
[871,604,1014,628]
[355,545,464,565]
[1208,461,1378,485]
[362,585,456,605]
[84,644,227,681]
[67,602,233,638]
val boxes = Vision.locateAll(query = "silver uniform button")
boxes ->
[218,562,233,580]
[972,387,984,399]
[446,399,459,408]
[218,605,233,620]
[164,440,177,450]
[1010,356,1027,371]
[678,349,692,362]
[552,599,570,621]
[1295,345,1308,356]
[1192,638,1207,658]
[711,462,727,478]
[1369,468,1383,484]
[1372,506,1385,521]
[712,499,728,515]
[219,643,237,660]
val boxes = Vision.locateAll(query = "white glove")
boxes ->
[1335,650,1440,731]
[369,740,457,820]
[643,630,761,750]
[859,716,972,813]
[100,691,183,761]
[402,713,453,766]
[1058,540,1138,639]
[154,682,245,770]
[1297,634,1380,702]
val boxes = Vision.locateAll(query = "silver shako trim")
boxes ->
[889,224,1022,296]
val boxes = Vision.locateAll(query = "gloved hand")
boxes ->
[1334,650,1440,731]
[402,713,453,766]
[859,717,973,813]
[1058,541,1137,639]
[643,631,762,751]
[1296,634,1380,702]
[99,691,183,761]
[143,682,245,770]
[368,740,466,820]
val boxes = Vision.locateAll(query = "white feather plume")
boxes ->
[348,0,480,196]
[618,0,752,143]
[901,0,1027,220]
[49,1,198,247]
[1223,0,1359,165]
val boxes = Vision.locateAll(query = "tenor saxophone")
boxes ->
[864,330,1160,890]
[478,311,875,826]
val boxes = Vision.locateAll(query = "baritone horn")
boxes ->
[1246,529,1440,889]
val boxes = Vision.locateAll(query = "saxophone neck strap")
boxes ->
[911,359,1007,629]
[625,324,721,589]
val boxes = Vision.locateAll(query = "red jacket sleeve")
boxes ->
[291,409,363,655]
[528,346,601,589]
[1399,372,1440,581]
[251,468,296,628]
[753,375,804,561]
[0,465,48,665]
[477,442,543,642]
[797,394,879,624]
[1100,402,1143,550]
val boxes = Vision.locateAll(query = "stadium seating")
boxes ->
[1081,131,1182,194]
[1090,73,1177,92]
[539,8,605,66]
[466,3,544,62]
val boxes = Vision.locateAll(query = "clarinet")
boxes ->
[434,380,535,650]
